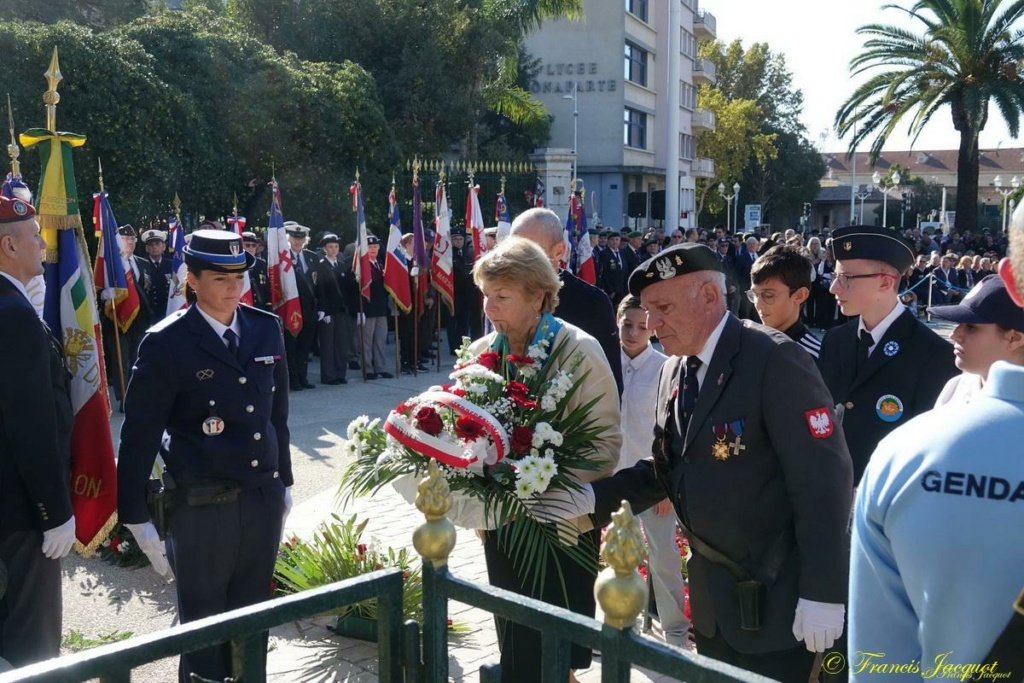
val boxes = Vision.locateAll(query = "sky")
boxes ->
[705,0,1017,154]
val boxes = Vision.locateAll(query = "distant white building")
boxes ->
[524,0,717,231]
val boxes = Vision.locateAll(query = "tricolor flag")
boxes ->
[226,213,253,306]
[495,191,512,243]
[533,177,545,207]
[165,216,188,316]
[575,197,596,284]
[20,124,117,555]
[351,179,373,300]
[266,179,302,335]
[383,186,412,313]
[92,190,141,332]
[466,182,486,257]
[431,181,454,314]
[411,175,428,312]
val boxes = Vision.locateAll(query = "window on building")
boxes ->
[625,0,648,22]
[624,42,648,87]
[680,82,695,110]
[680,28,695,59]
[679,133,695,160]
[624,108,647,149]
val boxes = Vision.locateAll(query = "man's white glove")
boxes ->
[322,315,331,324]
[410,266,420,277]
[526,485,595,523]
[317,311,325,321]
[100,288,116,303]
[283,487,293,522]
[356,312,366,326]
[41,515,76,559]
[792,598,845,652]
[126,522,171,578]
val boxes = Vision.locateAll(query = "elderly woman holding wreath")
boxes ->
[468,236,621,683]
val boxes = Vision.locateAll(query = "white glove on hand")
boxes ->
[410,266,420,277]
[792,598,845,652]
[356,312,366,326]
[323,315,331,324]
[283,487,293,521]
[525,485,595,523]
[317,311,325,321]
[41,515,76,559]
[126,522,171,578]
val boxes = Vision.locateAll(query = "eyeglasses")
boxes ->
[832,272,894,290]
[745,288,795,304]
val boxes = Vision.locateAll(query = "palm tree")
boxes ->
[835,0,1024,231]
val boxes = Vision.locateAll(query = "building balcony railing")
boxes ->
[694,9,717,39]
[692,157,715,178]
[692,108,716,131]
[693,57,716,85]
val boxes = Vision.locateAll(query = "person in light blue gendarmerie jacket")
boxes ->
[849,206,1024,682]
[117,229,293,683]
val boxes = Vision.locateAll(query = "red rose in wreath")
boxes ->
[414,406,444,436]
[506,354,534,366]
[477,351,501,372]
[511,426,533,454]
[454,415,484,441]
[506,381,538,409]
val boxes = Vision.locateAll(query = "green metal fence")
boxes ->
[0,461,772,683]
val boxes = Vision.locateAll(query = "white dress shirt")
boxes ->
[688,310,730,388]
[618,344,668,471]
[195,305,240,348]
[857,300,904,357]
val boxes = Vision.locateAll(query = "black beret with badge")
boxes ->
[627,243,723,296]
[117,224,137,237]
[828,225,916,274]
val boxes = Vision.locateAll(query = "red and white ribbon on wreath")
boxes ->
[383,391,510,470]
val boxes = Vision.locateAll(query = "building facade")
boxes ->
[524,0,717,231]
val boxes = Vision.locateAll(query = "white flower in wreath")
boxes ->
[541,395,557,411]
[883,341,900,357]
[120,540,132,552]
[347,415,371,439]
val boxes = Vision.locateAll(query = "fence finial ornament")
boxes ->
[413,461,457,568]
[594,501,648,629]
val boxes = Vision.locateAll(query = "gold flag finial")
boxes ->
[7,94,20,177]
[594,501,649,629]
[412,461,457,569]
[439,164,446,184]
[412,156,420,183]
[500,174,507,195]
[173,192,182,219]
[43,47,62,133]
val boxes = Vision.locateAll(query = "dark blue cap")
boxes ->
[928,274,1024,332]
[183,229,255,272]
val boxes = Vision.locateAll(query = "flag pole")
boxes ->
[99,158,128,405]
[412,160,421,377]
[354,169,368,382]
[436,168,446,373]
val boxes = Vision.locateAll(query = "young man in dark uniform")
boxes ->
[0,196,76,667]
[242,231,271,312]
[817,225,957,483]
[117,229,293,683]
[597,232,627,306]
[283,222,319,390]
[313,232,354,384]
[750,245,821,358]
[139,227,173,324]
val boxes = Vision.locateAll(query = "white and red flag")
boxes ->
[351,178,373,300]
[466,182,486,257]
[383,186,412,313]
[266,180,302,335]
[431,181,454,314]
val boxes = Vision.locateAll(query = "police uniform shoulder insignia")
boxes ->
[147,308,187,334]
[883,340,899,357]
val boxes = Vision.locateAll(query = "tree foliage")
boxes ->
[699,40,821,229]
[0,10,396,240]
[835,0,1024,232]
[0,0,148,29]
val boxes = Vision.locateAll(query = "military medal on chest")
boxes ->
[711,419,745,461]
[203,399,225,436]
[712,423,730,461]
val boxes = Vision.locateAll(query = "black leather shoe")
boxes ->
[302,381,316,389]
[377,371,394,379]
[290,383,304,391]
[365,373,379,380]
[336,378,348,385]
[416,364,429,372]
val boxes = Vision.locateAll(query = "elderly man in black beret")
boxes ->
[589,243,854,680]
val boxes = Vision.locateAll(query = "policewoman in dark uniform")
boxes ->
[117,229,293,683]
[817,226,957,482]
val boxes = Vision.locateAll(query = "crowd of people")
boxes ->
[2,190,1023,683]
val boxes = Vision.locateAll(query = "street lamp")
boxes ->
[872,170,901,227]
[562,83,579,184]
[719,182,740,232]
[993,174,1020,234]
[853,182,874,224]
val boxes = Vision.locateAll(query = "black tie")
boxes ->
[682,356,703,425]
[223,329,240,360]
[857,329,873,370]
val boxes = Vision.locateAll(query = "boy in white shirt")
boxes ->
[617,295,693,650]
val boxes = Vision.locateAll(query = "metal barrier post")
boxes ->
[596,501,649,683]
[412,462,457,683]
